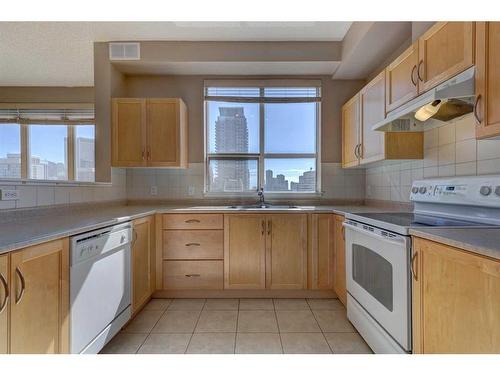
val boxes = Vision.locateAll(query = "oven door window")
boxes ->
[352,244,393,311]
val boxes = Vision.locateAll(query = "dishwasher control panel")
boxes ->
[70,222,132,265]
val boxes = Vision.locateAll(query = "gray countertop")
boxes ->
[409,227,500,260]
[0,203,404,255]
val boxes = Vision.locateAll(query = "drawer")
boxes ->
[163,260,223,290]
[162,214,223,230]
[163,230,223,260]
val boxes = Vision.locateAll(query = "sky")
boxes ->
[0,124,94,163]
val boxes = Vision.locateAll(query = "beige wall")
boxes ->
[0,86,93,103]
[123,74,364,163]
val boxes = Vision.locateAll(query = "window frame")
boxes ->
[204,85,322,196]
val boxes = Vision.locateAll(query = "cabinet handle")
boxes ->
[185,274,201,278]
[473,94,482,125]
[141,149,146,161]
[132,229,138,246]
[262,220,265,235]
[15,267,25,305]
[417,60,424,82]
[0,272,8,314]
[147,146,151,160]
[185,219,200,223]
[267,220,272,235]
[411,251,418,281]
[185,243,201,247]
[358,144,362,159]
[410,65,417,86]
[341,225,345,240]
[354,144,359,158]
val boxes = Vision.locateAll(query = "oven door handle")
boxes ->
[342,222,407,245]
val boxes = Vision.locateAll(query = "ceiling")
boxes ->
[0,22,352,86]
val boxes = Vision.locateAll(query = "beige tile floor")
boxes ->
[100,298,372,354]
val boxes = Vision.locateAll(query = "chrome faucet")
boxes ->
[257,187,266,207]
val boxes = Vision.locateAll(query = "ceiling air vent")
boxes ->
[109,42,140,60]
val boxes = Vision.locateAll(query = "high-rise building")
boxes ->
[75,136,95,181]
[265,169,289,191]
[212,107,250,192]
[0,153,21,179]
[290,168,316,191]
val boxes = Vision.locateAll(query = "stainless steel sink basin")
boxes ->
[226,204,299,209]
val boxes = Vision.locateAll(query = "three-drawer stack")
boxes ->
[162,214,224,289]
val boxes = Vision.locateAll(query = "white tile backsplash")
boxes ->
[364,114,500,202]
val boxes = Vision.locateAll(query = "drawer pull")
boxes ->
[15,267,25,305]
[185,219,201,224]
[0,272,8,314]
[185,243,201,247]
[185,274,201,277]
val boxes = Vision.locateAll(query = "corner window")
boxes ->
[0,107,95,183]
[204,84,321,194]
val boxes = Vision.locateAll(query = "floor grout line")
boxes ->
[184,299,206,354]
[233,299,240,354]
[135,304,170,354]
[309,305,334,354]
[272,298,285,354]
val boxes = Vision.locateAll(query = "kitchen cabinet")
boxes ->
[266,214,308,289]
[224,215,266,289]
[9,239,69,354]
[412,237,500,353]
[417,22,474,94]
[342,75,424,169]
[475,22,500,139]
[163,260,223,290]
[132,216,154,315]
[0,255,8,354]
[342,94,361,168]
[112,98,188,168]
[333,214,347,306]
[310,214,335,290]
[385,42,419,112]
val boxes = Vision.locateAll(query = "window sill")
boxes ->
[203,191,323,199]
[0,178,111,187]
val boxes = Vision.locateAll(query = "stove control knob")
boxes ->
[480,186,492,196]
[419,186,427,194]
[495,186,500,196]
[411,187,419,194]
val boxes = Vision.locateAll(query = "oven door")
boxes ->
[344,220,411,351]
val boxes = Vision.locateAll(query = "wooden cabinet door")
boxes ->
[342,94,360,168]
[9,239,69,354]
[224,215,266,289]
[112,98,147,167]
[310,214,335,290]
[0,255,8,354]
[475,22,500,139]
[132,216,154,314]
[266,214,307,289]
[386,42,419,112]
[360,71,386,164]
[147,99,188,168]
[417,22,474,93]
[412,238,500,353]
[333,215,347,306]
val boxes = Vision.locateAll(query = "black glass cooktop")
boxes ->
[352,212,486,228]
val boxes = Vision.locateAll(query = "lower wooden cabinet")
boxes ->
[266,214,308,289]
[163,260,223,290]
[333,214,347,306]
[132,216,154,314]
[224,215,267,289]
[8,239,69,354]
[412,237,500,353]
[310,214,335,289]
[0,254,8,354]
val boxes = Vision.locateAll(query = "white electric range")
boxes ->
[343,175,500,354]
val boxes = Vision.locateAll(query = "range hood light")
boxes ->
[415,100,443,121]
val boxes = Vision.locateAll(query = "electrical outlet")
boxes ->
[0,189,20,201]
[187,185,195,196]
[150,186,158,196]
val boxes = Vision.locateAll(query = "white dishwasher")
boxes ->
[70,222,132,354]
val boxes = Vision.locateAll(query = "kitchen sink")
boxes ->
[226,204,299,209]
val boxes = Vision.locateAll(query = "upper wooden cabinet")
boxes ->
[131,216,154,315]
[266,214,307,290]
[360,71,386,164]
[417,22,474,93]
[9,239,69,354]
[112,98,188,168]
[475,22,500,139]
[0,255,8,354]
[412,237,500,353]
[386,42,419,112]
[342,94,361,168]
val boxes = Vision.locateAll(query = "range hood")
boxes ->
[372,66,475,132]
